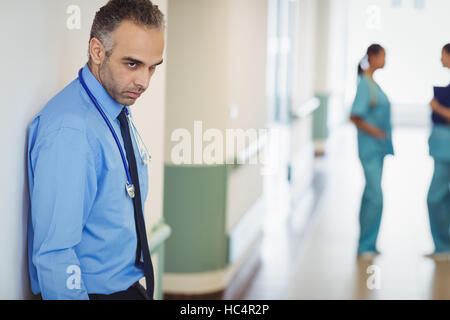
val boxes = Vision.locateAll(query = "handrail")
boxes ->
[290,97,321,120]
[227,132,268,169]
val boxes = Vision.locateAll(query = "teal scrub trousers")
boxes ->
[358,156,384,254]
[427,160,450,253]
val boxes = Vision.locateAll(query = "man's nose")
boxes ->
[134,70,151,91]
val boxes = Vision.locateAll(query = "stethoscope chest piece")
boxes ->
[126,182,135,199]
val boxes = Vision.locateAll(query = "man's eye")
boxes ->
[128,63,137,68]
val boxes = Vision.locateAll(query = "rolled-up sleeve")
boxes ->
[29,126,97,300]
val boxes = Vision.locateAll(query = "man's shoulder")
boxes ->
[32,78,94,134]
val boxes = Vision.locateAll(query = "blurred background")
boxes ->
[1,0,449,299]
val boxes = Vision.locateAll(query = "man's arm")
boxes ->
[430,98,450,122]
[350,115,387,139]
[29,126,97,300]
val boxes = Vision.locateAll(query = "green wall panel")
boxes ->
[313,93,330,140]
[163,165,228,273]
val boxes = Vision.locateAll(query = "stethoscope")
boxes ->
[78,68,151,199]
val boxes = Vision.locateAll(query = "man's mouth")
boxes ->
[125,91,141,99]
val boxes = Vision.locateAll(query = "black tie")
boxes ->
[117,108,154,300]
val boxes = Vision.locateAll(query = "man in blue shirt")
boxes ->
[27,0,165,300]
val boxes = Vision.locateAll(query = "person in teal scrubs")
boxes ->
[426,43,450,260]
[350,44,394,258]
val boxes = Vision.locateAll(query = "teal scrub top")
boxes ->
[351,75,394,162]
[429,124,450,162]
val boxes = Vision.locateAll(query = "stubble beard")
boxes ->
[99,58,136,106]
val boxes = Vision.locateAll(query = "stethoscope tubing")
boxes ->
[78,68,134,187]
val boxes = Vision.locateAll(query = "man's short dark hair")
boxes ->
[89,0,165,58]
[444,43,450,54]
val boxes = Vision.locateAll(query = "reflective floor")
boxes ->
[244,124,450,300]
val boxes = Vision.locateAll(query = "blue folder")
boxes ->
[432,85,450,125]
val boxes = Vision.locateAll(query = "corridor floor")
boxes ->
[245,124,450,300]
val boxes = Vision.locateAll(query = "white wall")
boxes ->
[0,0,167,299]
[164,0,268,160]
[164,0,268,221]
[226,0,268,233]
[294,0,318,104]
[164,0,230,163]
[313,0,349,129]
[288,0,317,193]
[327,0,349,128]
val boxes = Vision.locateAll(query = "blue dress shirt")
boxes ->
[27,64,149,300]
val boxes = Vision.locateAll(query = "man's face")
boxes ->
[441,49,450,69]
[99,20,165,106]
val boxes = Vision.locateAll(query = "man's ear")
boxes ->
[89,38,106,65]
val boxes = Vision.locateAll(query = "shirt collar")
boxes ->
[80,63,124,121]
